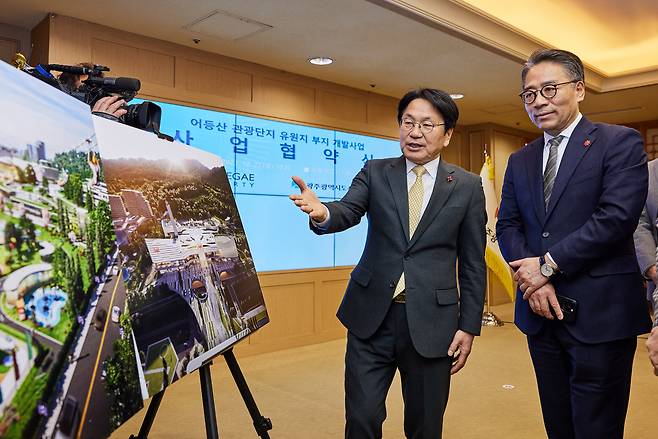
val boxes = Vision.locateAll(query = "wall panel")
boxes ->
[318,90,367,123]
[235,268,350,356]
[443,129,464,168]
[0,22,30,63]
[255,77,316,117]
[468,130,485,172]
[91,39,176,88]
[316,279,348,334]
[0,36,19,64]
[252,282,316,341]
[184,59,251,101]
[29,18,49,66]
[367,97,397,128]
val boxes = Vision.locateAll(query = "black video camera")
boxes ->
[13,55,167,137]
[50,63,163,134]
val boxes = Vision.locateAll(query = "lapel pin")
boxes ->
[583,139,591,148]
[446,176,453,182]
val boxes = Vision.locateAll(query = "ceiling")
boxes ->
[1,0,657,133]
[458,0,658,76]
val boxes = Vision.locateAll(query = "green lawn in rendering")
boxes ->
[143,338,177,396]
[0,366,48,439]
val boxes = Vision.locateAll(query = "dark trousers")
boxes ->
[527,322,637,439]
[344,303,452,439]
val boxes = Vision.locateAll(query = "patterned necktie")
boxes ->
[543,135,564,210]
[394,165,427,298]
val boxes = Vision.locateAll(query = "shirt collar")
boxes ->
[543,112,582,146]
[406,156,440,179]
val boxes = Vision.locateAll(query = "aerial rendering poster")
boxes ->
[0,59,133,439]
[94,116,269,398]
[0,57,269,439]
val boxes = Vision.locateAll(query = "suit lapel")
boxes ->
[408,160,456,248]
[523,138,546,224]
[544,118,597,222]
[385,156,410,239]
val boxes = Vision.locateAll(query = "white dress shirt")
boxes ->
[542,112,583,174]
[314,156,441,228]
[542,113,582,269]
[405,156,439,218]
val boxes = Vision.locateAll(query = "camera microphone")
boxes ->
[46,63,108,75]
[85,76,141,92]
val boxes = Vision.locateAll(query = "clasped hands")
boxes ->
[510,257,563,320]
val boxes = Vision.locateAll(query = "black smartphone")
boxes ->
[551,294,578,323]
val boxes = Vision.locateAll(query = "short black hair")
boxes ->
[397,88,459,130]
[57,62,99,92]
[521,49,585,86]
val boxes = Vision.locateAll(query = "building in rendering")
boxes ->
[121,189,154,218]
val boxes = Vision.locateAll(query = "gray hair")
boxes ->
[521,49,585,86]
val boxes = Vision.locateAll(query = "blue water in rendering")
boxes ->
[25,287,68,327]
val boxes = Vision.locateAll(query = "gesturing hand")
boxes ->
[289,176,328,222]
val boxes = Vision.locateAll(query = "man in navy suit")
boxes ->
[497,49,651,439]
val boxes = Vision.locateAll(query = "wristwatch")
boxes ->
[539,255,556,278]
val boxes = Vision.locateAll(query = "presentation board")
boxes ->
[94,116,269,395]
[137,99,401,271]
[0,60,269,439]
[0,60,127,439]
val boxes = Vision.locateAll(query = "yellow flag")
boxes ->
[481,153,515,300]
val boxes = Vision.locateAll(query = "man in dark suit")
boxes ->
[290,88,486,438]
[497,49,651,439]
[634,158,658,311]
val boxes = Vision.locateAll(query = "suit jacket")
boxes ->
[312,157,486,358]
[496,117,652,343]
[633,158,658,298]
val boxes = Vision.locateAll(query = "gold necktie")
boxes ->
[393,165,426,298]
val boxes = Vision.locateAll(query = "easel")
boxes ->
[130,348,272,439]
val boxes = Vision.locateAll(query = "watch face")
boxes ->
[540,264,554,277]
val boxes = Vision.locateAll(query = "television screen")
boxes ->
[142,100,400,271]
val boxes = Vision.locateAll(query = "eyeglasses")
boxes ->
[400,118,445,134]
[519,80,580,105]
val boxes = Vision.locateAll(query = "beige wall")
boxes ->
[32,13,536,354]
[0,21,30,64]
[236,267,350,357]
[32,14,400,140]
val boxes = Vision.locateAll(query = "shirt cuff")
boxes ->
[545,252,559,271]
[311,205,331,229]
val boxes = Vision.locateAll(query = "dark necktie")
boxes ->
[543,135,564,210]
